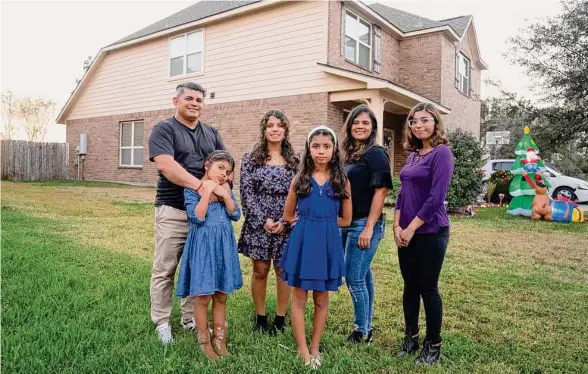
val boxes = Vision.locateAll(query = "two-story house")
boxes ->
[57,0,487,185]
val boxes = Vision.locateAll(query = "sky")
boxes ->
[0,0,563,142]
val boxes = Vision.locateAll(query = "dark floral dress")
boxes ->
[238,153,294,261]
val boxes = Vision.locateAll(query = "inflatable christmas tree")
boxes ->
[507,126,550,217]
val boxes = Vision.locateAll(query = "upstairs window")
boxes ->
[170,30,204,77]
[345,10,372,70]
[456,53,470,96]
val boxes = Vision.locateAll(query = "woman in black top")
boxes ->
[340,104,393,343]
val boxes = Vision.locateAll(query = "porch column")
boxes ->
[368,96,385,146]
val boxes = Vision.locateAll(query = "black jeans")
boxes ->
[398,226,449,344]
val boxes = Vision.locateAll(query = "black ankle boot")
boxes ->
[366,328,374,344]
[254,314,269,333]
[346,329,365,343]
[415,339,440,365]
[398,332,420,358]
[272,315,286,334]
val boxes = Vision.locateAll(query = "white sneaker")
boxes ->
[155,323,173,344]
[180,317,196,331]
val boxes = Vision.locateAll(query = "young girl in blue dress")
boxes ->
[176,150,243,361]
[279,125,352,368]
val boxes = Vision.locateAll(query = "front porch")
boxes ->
[322,63,451,174]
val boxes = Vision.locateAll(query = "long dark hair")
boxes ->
[203,150,235,174]
[294,128,349,200]
[249,110,299,171]
[402,103,449,152]
[341,104,378,163]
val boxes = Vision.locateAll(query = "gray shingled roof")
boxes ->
[111,1,470,47]
[110,0,260,46]
[368,3,470,36]
[439,15,472,36]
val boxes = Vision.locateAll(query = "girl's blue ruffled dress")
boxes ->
[279,179,346,291]
[176,188,243,297]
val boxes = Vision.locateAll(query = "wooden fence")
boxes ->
[1,140,68,181]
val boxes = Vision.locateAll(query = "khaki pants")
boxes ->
[150,205,195,325]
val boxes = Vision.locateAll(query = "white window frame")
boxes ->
[457,53,470,96]
[119,121,144,167]
[344,10,372,70]
[169,29,205,78]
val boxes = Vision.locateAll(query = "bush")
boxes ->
[446,129,484,212]
[385,175,401,206]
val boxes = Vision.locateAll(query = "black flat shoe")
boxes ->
[398,333,420,358]
[415,339,440,365]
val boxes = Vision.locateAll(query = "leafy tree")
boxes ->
[507,0,588,148]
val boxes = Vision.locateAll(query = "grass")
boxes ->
[2,181,588,373]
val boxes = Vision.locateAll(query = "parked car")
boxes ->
[481,159,588,203]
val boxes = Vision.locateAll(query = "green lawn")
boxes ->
[2,181,587,373]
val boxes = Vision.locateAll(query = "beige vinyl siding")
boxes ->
[67,1,362,120]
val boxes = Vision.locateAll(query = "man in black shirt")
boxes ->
[148,82,227,344]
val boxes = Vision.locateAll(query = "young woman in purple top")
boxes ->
[394,102,454,365]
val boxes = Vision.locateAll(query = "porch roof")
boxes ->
[318,63,451,115]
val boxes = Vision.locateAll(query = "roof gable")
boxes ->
[368,3,443,33]
[438,15,472,37]
[368,3,471,37]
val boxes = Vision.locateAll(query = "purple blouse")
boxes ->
[395,144,454,234]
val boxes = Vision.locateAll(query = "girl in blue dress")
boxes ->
[176,150,243,361]
[279,125,352,368]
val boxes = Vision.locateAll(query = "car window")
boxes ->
[492,162,500,171]
[502,162,514,170]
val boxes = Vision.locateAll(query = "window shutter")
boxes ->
[341,6,346,57]
[469,65,473,97]
[373,25,381,73]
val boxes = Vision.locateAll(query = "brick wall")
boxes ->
[65,93,333,187]
[440,34,482,138]
[66,110,169,185]
[327,1,400,83]
[398,34,443,102]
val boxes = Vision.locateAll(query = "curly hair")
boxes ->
[294,128,349,200]
[402,102,449,152]
[249,110,299,171]
[340,104,379,163]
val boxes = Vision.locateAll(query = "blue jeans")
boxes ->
[341,218,385,335]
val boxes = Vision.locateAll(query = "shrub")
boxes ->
[446,129,484,212]
[385,175,401,206]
